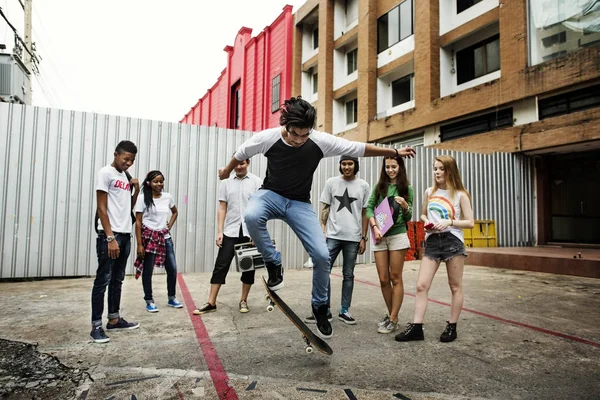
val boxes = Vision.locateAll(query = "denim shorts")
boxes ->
[424,232,467,262]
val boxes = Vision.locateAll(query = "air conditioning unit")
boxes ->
[0,53,31,104]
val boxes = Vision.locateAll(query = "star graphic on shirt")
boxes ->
[335,188,358,213]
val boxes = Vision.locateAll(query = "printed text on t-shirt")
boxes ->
[114,180,130,191]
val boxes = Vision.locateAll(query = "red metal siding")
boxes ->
[244,42,256,130]
[180,6,293,132]
[267,16,288,128]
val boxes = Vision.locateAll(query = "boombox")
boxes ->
[234,241,275,273]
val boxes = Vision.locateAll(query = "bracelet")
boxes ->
[394,148,399,158]
[361,236,367,241]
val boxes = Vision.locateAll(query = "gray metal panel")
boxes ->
[0,103,536,278]
[311,141,536,267]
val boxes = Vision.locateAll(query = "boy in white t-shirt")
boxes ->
[90,140,141,344]
[134,170,182,312]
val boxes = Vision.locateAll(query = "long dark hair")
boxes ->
[142,170,164,210]
[376,157,409,201]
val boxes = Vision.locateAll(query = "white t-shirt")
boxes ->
[134,192,176,238]
[320,176,370,242]
[96,165,133,234]
[425,187,465,242]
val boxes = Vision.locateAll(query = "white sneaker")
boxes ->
[377,319,399,334]
[378,314,390,328]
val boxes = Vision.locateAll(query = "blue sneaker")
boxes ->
[168,298,183,308]
[106,318,140,331]
[146,302,159,313]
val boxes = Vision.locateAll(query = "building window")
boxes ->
[542,31,567,48]
[440,108,513,141]
[528,2,600,66]
[312,72,318,94]
[346,98,358,125]
[456,34,500,85]
[313,28,319,50]
[392,74,413,107]
[271,75,281,113]
[345,0,358,25]
[539,84,600,120]
[347,48,358,75]
[457,0,483,14]
[378,0,413,53]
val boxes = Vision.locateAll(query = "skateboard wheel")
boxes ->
[266,305,274,312]
[305,346,314,354]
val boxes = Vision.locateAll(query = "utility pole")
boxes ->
[24,0,32,74]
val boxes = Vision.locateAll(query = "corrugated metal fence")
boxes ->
[0,103,535,278]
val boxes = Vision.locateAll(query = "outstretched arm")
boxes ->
[363,144,415,159]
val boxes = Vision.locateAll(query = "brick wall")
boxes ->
[292,0,600,154]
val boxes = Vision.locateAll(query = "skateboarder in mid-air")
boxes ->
[218,96,416,339]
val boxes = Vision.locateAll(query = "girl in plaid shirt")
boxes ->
[134,170,183,313]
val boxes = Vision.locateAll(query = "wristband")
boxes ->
[394,148,399,158]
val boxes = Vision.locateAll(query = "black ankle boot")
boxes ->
[395,323,424,342]
[440,321,457,342]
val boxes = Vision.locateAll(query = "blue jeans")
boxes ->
[244,189,330,306]
[142,238,178,301]
[91,232,131,326]
[326,238,359,311]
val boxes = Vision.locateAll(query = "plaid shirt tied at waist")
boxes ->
[134,225,170,279]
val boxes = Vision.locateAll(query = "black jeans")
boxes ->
[210,235,255,285]
[142,238,178,301]
[91,232,131,326]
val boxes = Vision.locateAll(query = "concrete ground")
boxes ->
[0,262,599,400]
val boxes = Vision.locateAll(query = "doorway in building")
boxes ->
[548,149,600,245]
[229,80,241,129]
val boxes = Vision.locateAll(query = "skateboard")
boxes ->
[261,276,333,355]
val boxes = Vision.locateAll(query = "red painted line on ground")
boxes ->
[173,382,185,400]
[177,273,239,400]
[334,273,600,348]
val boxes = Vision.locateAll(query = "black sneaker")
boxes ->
[90,326,110,343]
[312,304,333,339]
[266,262,284,291]
[394,323,424,342]
[338,311,356,325]
[193,302,217,315]
[106,318,140,331]
[304,312,332,324]
[440,321,457,342]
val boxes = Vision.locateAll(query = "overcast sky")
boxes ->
[1,0,305,122]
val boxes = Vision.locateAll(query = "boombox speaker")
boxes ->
[233,241,275,273]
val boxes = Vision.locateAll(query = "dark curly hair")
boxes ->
[278,96,316,131]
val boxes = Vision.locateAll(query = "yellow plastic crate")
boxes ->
[465,220,497,248]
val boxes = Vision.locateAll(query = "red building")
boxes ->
[181,6,294,131]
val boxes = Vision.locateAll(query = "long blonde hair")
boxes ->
[431,155,471,202]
